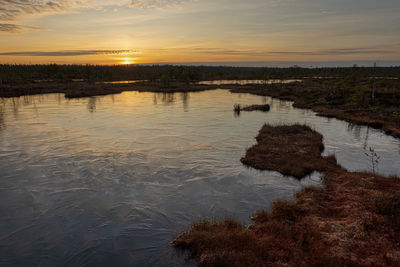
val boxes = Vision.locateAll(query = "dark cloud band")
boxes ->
[0,50,137,56]
[1,46,395,58]
[0,23,41,33]
[165,46,397,57]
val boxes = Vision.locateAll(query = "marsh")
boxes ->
[0,90,399,266]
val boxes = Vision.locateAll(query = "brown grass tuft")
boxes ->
[173,124,400,266]
[240,124,336,178]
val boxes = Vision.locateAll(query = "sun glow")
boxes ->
[121,58,134,65]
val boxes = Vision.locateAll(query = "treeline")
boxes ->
[0,64,399,84]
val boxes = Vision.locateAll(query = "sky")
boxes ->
[0,0,399,65]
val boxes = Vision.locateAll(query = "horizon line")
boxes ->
[1,60,400,68]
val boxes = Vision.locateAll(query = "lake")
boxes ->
[0,89,399,266]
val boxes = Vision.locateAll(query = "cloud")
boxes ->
[0,0,193,21]
[150,45,399,57]
[0,23,42,33]
[1,45,396,58]
[0,49,137,56]
[0,0,194,33]
[266,46,398,56]
[129,0,188,9]
[0,0,95,21]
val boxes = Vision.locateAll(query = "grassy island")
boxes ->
[173,124,400,266]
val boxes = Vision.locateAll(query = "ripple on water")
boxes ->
[0,89,399,266]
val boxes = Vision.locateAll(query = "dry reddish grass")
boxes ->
[313,107,400,138]
[230,80,400,139]
[241,104,271,112]
[240,124,337,178]
[3,78,399,138]
[173,124,400,266]
[0,81,217,98]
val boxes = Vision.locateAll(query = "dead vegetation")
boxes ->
[234,104,270,112]
[3,77,399,139]
[0,81,216,98]
[173,124,400,266]
[230,78,400,138]
[240,124,335,178]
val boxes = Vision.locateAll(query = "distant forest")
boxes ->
[1,64,399,84]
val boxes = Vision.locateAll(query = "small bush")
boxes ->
[233,104,241,111]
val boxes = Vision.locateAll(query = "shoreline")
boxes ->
[229,80,400,139]
[2,78,399,265]
[0,81,265,98]
[173,124,400,266]
[0,81,218,98]
[1,79,399,139]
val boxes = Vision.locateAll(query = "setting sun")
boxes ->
[1,1,400,266]
[121,58,133,65]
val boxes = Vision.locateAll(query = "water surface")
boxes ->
[0,89,399,266]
